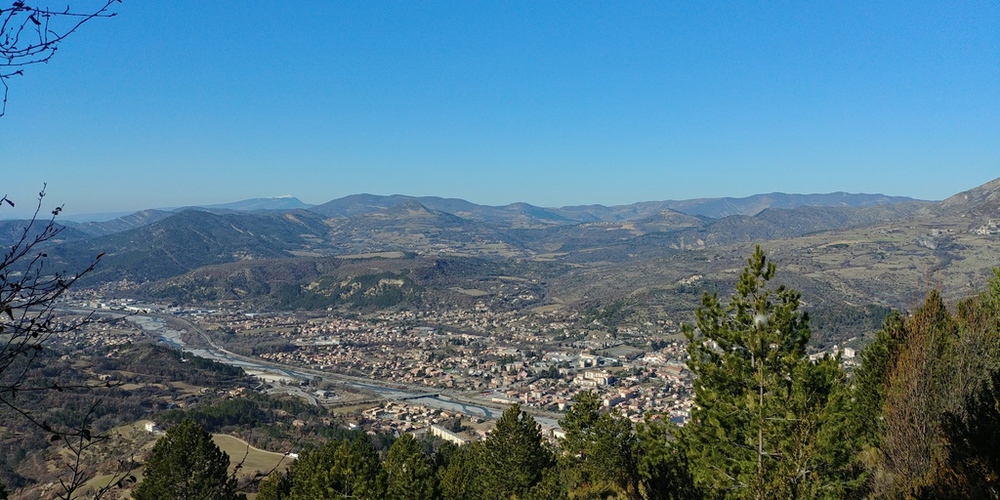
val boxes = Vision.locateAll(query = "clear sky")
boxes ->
[1,1,998,217]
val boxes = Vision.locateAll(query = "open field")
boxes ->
[329,401,382,415]
[336,251,407,259]
[212,434,291,476]
[288,250,325,257]
[531,304,564,313]
[78,432,290,499]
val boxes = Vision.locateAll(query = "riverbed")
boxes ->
[129,315,518,422]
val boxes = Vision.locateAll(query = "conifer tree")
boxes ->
[480,404,556,499]
[865,277,1000,498]
[133,419,243,500]
[255,470,292,500]
[523,467,569,500]
[558,391,639,497]
[635,416,700,500]
[928,368,1000,498]
[438,441,485,500]
[679,246,850,498]
[851,312,906,447]
[287,437,385,500]
[384,434,437,500]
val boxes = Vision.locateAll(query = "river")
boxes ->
[129,315,527,422]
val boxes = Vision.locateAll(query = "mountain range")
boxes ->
[10,178,1000,347]
[22,189,931,282]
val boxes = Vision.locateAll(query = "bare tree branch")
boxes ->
[0,0,120,116]
[0,187,112,498]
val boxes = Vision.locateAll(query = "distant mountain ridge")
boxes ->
[48,209,332,284]
[47,191,924,237]
[68,209,175,237]
[938,177,1000,216]
[312,191,923,224]
[24,179,1000,292]
[51,190,915,244]
[654,192,919,219]
[57,198,313,237]
[16,176,1000,320]
[187,196,313,212]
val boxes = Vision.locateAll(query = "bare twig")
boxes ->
[0,0,120,116]
[0,187,112,498]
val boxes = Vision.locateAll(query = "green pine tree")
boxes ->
[255,470,292,500]
[287,437,386,500]
[523,467,569,500]
[438,441,485,500]
[679,246,851,499]
[384,434,437,500]
[132,419,243,500]
[635,416,700,500]
[558,391,639,497]
[480,404,556,500]
[844,310,907,496]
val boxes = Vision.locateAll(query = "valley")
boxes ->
[4,178,1000,497]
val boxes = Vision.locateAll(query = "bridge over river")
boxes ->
[124,314,562,428]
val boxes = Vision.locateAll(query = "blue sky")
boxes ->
[1,1,998,217]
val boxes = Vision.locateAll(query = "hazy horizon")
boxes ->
[0,184,953,222]
[2,2,997,216]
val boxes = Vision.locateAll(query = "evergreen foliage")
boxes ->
[558,391,639,496]
[255,471,292,500]
[928,368,1000,498]
[286,436,386,500]
[862,273,1000,498]
[635,416,700,500]
[132,419,243,500]
[851,312,906,446]
[523,467,570,500]
[438,441,484,500]
[384,434,437,499]
[479,404,556,499]
[679,246,852,498]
